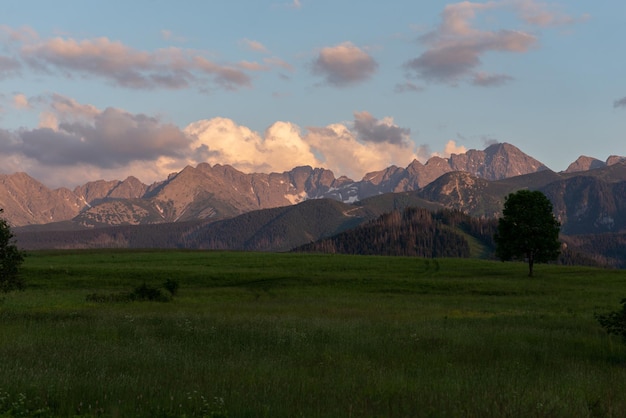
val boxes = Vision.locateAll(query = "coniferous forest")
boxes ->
[294,208,498,258]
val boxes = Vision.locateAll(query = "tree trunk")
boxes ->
[528,252,534,277]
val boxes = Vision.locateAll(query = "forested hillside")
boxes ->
[294,208,498,258]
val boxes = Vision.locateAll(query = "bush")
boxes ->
[0,209,24,293]
[163,278,179,296]
[86,281,180,303]
[595,298,626,342]
[85,292,132,303]
[130,282,170,302]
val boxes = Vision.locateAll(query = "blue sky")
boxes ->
[0,0,624,188]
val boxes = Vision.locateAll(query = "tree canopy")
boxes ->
[494,190,560,277]
[0,209,24,292]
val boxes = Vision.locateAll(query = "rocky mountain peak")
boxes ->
[565,156,606,173]
[449,142,548,180]
[607,155,626,166]
[0,142,588,228]
[1,172,85,226]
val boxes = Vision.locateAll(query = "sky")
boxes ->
[0,0,624,188]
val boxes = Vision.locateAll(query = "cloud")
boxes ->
[0,96,193,184]
[241,39,268,53]
[49,93,100,119]
[353,111,411,145]
[0,95,429,187]
[472,72,514,86]
[405,0,584,86]
[184,118,320,174]
[431,140,467,158]
[405,1,536,85]
[306,123,420,178]
[0,25,38,43]
[312,42,378,87]
[394,81,424,93]
[160,29,186,43]
[0,55,21,78]
[514,0,590,27]
[193,56,252,90]
[13,93,30,109]
[13,109,190,168]
[2,26,254,91]
[37,93,105,129]
[614,97,626,109]
[264,56,294,72]
[482,137,500,147]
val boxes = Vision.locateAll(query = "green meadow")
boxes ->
[1,250,625,417]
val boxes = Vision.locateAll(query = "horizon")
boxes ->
[1,1,624,188]
[2,140,621,190]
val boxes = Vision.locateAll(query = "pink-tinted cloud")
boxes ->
[264,56,294,72]
[193,56,252,90]
[472,72,514,86]
[12,93,30,109]
[514,0,590,27]
[312,42,378,87]
[406,1,535,85]
[22,37,173,88]
[405,0,584,86]
[0,25,38,43]
[2,27,255,91]
[431,140,467,158]
[241,38,268,53]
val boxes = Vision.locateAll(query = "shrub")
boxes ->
[130,282,169,302]
[85,292,131,303]
[163,278,179,296]
[86,281,180,303]
[595,298,626,342]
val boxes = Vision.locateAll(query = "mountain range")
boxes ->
[6,142,626,265]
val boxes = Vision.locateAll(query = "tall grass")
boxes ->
[0,250,625,417]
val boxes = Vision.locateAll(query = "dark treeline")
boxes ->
[294,208,498,258]
[560,233,626,268]
[14,203,625,269]
[14,220,206,250]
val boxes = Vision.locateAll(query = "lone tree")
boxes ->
[0,209,24,292]
[494,190,560,277]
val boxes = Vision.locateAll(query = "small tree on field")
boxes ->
[0,209,24,292]
[494,190,560,277]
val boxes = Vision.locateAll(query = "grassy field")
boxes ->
[1,250,625,417]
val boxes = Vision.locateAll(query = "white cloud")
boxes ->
[432,140,467,158]
[0,94,439,187]
[305,124,420,178]
[184,118,320,174]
